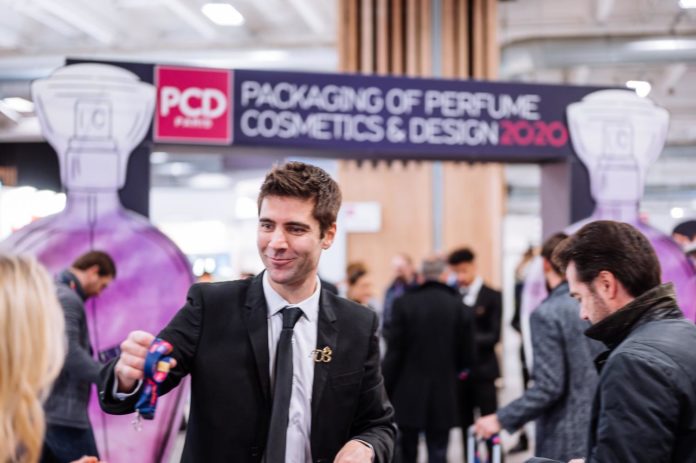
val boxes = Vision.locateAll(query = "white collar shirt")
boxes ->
[263,271,320,463]
[462,275,484,307]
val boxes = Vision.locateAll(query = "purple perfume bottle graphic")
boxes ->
[1,64,192,462]
[521,90,696,331]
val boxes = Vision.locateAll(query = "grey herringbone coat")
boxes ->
[497,282,602,462]
[44,272,102,429]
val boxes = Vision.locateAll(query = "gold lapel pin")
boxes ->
[311,346,332,363]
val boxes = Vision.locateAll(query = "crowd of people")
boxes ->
[2,161,696,463]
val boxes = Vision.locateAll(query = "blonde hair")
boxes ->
[0,255,65,463]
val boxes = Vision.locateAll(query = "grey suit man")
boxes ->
[42,251,116,463]
[475,233,602,462]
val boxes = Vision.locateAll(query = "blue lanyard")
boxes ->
[134,338,174,427]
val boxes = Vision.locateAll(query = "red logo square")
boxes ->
[154,66,232,144]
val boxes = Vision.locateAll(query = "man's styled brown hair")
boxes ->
[541,232,568,276]
[257,161,342,237]
[553,221,660,298]
[447,247,475,265]
[72,250,117,278]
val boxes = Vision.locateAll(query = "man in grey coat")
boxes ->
[475,233,602,461]
[41,251,116,463]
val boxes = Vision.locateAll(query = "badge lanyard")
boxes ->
[132,338,174,430]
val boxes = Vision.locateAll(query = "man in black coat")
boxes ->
[99,162,395,463]
[382,256,475,463]
[447,247,502,456]
[42,251,116,463]
[554,221,696,463]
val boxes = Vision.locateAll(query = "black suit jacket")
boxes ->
[99,274,396,462]
[382,282,476,429]
[470,284,502,381]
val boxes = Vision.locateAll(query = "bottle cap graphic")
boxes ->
[32,64,155,191]
[567,89,669,206]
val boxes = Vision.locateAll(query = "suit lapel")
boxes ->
[243,273,271,403]
[311,289,338,421]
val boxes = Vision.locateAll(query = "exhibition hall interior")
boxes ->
[1,1,695,462]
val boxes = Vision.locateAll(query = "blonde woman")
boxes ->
[0,255,66,463]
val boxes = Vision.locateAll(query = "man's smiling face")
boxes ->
[257,195,334,291]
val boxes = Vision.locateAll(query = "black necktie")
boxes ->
[265,306,303,462]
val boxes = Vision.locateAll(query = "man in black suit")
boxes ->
[99,162,395,462]
[382,256,475,463]
[447,247,502,458]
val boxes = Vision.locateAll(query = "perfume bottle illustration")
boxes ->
[2,63,193,462]
[521,90,696,331]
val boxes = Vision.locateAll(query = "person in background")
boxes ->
[338,261,367,297]
[556,221,696,463]
[447,247,502,461]
[41,251,116,463]
[382,253,419,338]
[672,219,696,269]
[347,265,376,308]
[0,255,65,463]
[0,255,99,463]
[382,256,475,463]
[508,245,536,453]
[475,233,602,461]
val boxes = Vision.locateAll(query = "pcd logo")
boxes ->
[155,66,232,144]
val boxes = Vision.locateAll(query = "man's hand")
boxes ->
[334,440,373,463]
[115,330,176,392]
[70,457,104,463]
[474,413,502,439]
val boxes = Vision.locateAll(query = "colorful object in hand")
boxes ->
[136,338,174,420]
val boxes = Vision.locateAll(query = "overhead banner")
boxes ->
[71,60,608,162]
[232,69,604,161]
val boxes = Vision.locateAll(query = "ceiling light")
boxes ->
[671,207,685,219]
[201,3,245,26]
[626,80,651,98]
[679,0,696,9]
[151,151,169,164]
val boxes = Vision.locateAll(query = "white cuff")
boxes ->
[112,378,143,400]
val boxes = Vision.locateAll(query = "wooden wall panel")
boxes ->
[456,0,470,77]
[441,0,455,78]
[442,162,504,286]
[361,0,375,73]
[338,0,360,72]
[390,0,404,74]
[405,0,419,76]
[484,0,499,78]
[472,0,485,78]
[337,0,504,288]
[376,0,389,74]
[339,161,433,296]
[419,0,432,76]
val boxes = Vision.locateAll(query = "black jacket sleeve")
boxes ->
[99,284,203,414]
[60,294,101,384]
[382,296,407,396]
[350,312,397,463]
[587,351,679,462]
[475,288,502,351]
[457,302,477,376]
[497,309,565,431]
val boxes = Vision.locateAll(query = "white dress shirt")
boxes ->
[263,271,319,463]
[462,275,483,307]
